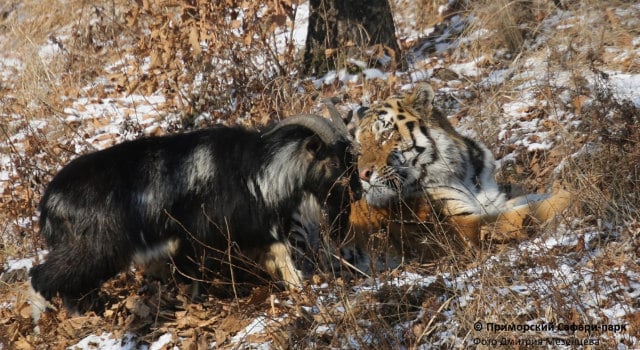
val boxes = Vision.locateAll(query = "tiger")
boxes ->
[349,82,573,251]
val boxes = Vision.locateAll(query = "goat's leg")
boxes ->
[261,241,303,291]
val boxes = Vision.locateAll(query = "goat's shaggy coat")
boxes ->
[30,118,360,315]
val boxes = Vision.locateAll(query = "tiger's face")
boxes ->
[354,83,463,207]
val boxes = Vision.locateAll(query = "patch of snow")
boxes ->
[315,324,334,334]
[4,257,35,273]
[608,73,640,107]
[225,315,280,349]
[3,251,47,274]
[292,2,310,48]
[363,68,388,80]
[448,58,483,78]
[149,333,175,350]
[480,68,512,88]
[409,69,432,83]
[71,333,141,350]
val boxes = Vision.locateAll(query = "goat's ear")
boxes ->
[305,135,328,159]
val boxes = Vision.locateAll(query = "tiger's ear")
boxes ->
[404,83,435,114]
[355,106,369,120]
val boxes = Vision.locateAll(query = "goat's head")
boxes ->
[265,113,362,239]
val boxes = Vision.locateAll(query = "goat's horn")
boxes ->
[267,114,346,146]
[323,98,351,140]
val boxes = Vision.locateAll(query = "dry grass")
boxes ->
[427,1,640,346]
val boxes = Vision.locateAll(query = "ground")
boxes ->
[1,0,639,349]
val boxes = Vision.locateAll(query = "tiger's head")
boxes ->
[354,83,463,207]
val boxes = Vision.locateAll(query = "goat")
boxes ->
[29,114,361,318]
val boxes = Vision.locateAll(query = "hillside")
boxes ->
[1,0,639,348]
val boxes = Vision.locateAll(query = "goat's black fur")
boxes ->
[30,121,360,313]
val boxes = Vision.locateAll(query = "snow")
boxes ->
[609,73,640,107]
[72,333,139,350]
[70,333,176,350]
[291,2,309,48]
[448,57,484,78]
[3,251,48,274]
[228,316,269,343]
[4,257,35,273]
[480,68,512,88]
[149,333,175,350]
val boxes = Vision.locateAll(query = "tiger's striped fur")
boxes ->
[352,82,572,249]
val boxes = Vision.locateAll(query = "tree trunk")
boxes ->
[303,0,402,76]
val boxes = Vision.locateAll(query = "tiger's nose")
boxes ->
[359,168,373,182]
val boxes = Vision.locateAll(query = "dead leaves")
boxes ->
[107,0,308,123]
[0,268,304,349]
[214,313,249,346]
[188,26,201,56]
[0,287,34,348]
[58,316,103,339]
